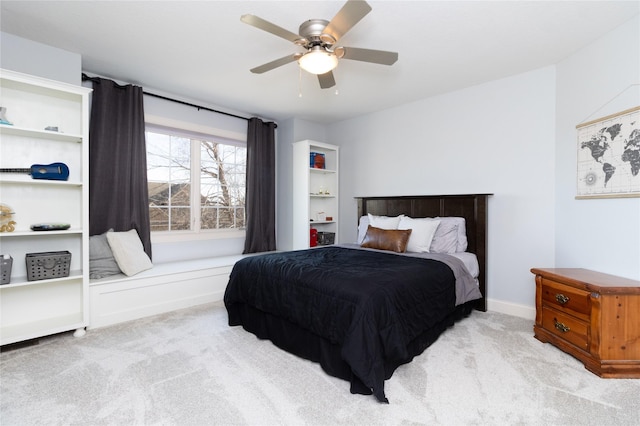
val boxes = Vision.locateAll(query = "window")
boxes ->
[146,128,246,235]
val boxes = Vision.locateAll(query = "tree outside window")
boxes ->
[146,130,246,233]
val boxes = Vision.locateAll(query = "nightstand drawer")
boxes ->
[541,306,589,351]
[541,278,590,316]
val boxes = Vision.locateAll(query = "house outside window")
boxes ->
[146,127,246,237]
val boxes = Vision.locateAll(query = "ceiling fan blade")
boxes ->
[318,71,336,89]
[323,0,372,43]
[340,47,398,65]
[241,14,301,43]
[250,54,298,74]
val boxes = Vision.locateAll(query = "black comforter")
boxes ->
[224,246,472,402]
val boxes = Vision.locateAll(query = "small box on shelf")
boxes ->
[310,152,325,169]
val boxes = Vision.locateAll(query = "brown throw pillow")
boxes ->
[360,225,412,253]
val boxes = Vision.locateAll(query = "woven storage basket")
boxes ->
[317,232,335,245]
[26,251,71,281]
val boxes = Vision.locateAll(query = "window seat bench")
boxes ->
[88,254,247,328]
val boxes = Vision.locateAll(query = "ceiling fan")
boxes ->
[241,0,398,89]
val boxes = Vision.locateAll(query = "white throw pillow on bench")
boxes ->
[106,229,153,276]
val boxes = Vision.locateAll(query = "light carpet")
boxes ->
[1,301,638,425]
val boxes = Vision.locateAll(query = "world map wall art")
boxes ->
[576,106,640,198]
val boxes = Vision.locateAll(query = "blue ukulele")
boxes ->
[0,162,70,181]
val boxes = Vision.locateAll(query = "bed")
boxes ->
[224,194,490,403]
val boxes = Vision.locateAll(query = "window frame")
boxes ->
[145,122,247,243]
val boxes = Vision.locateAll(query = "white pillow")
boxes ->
[398,216,441,253]
[367,213,403,229]
[106,229,153,276]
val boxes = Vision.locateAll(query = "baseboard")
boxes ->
[487,298,536,320]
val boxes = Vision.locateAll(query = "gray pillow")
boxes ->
[430,217,467,253]
[89,230,121,279]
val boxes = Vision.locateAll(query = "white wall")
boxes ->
[329,66,557,316]
[555,15,640,280]
[0,32,81,85]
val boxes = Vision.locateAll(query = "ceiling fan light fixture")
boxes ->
[298,47,338,75]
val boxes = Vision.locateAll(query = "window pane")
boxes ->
[200,206,218,230]
[149,206,169,232]
[217,207,236,229]
[170,207,190,230]
[234,207,245,229]
[147,132,191,231]
[199,141,246,230]
[200,206,239,230]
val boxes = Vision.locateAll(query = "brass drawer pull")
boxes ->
[554,319,570,333]
[555,293,570,304]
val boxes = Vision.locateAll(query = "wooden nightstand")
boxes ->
[531,268,640,378]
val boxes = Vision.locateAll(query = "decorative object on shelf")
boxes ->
[310,152,325,169]
[576,105,640,198]
[316,185,330,195]
[0,203,16,233]
[25,250,72,281]
[316,211,326,221]
[30,223,71,231]
[310,228,318,247]
[325,216,333,221]
[44,126,59,132]
[1,254,12,285]
[0,162,70,181]
[0,106,12,125]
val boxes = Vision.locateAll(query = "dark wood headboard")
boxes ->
[356,194,490,312]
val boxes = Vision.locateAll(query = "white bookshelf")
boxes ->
[0,68,91,345]
[292,140,339,249]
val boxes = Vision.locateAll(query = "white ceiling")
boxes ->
[1,1,638,124]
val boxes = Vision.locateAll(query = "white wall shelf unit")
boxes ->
[292,140,339,250]
[0,68,91,346]
[1,124,83,142]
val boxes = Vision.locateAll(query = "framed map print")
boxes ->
[576,106,640,198]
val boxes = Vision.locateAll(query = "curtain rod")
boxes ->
[81,73,277,128]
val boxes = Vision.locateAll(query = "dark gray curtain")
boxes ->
[243,117,276,253]
[88,78,152,259]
